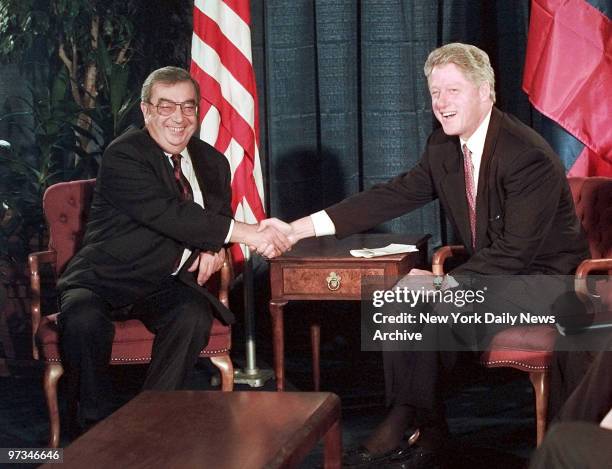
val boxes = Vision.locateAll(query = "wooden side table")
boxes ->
[269,233,430,391]
[44,391,342,469]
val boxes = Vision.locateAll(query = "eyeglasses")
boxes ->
[147,100,198,116]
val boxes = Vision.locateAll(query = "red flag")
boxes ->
[523,0,612,176]
[190,0,266,268]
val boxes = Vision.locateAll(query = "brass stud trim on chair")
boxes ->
[480,359,550,370]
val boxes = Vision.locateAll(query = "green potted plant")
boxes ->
[0,0,139,360]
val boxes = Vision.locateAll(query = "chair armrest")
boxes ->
[28,250,57,360]
[432,245,467,276]
[575,258,612,297]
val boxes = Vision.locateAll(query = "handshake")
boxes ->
[249,217,300,258]
[232,217,312,259]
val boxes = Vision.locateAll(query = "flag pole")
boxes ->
[233,248,274,386]
[190,0,273,386]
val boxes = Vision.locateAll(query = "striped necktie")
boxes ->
[171,154,193,201]
[462,144,477,248]
[170,154,194,272]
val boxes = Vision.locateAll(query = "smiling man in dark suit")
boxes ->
[263,43,589,467]
[57,66,289,429]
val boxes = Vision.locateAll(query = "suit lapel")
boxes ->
[162,154,181,198]
[142,127,181,198]
[474,107,502,250]
[438,139,473,247]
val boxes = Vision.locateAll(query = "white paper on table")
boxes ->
[349,243,419,258]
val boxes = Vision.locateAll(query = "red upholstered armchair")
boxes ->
[432,176,612,446]
[29,179,234,448]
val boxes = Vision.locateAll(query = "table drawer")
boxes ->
[282,267,385,296]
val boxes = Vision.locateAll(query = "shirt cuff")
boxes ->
[310,210,336,237]
[224,219,235,244]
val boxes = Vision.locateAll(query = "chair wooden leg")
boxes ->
[43,362,64,448]
[323,418,342,469]
[210,355,234,391]
[311,323,321,391]
[270,301,287,391]
[529,371,549,446]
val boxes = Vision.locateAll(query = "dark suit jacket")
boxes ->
[58,128,235,323]
[326,107,589,275]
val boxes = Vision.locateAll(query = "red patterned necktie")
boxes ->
[171,154,193,201]
[170,154,194,272]
[462,144,477,248]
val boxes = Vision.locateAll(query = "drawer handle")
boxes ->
[326,272,341,291]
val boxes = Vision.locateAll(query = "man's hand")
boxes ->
[288,216,316,244]
[188,249,226,285]
[408,268,434,276]
[258,217,292,236]
[400,269,458,291]
[256,217,296,257]
[260,217,319,246]
[395,268,436,291]
[230,216,313,259]
[230,221,292,259]
[251,220,292,258]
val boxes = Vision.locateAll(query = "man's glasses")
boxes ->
[147,100,198,116]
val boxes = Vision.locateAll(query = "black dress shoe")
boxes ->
[387,445,442,469]
[342,444,408,468]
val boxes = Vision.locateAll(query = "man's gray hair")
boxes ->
[141,66,201,104]
[424,43,496,103]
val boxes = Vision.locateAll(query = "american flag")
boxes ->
[190,0,266,266]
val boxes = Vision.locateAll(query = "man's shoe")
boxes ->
[387,445,442,469]
[342,427,422,468]
[342,444,408,468]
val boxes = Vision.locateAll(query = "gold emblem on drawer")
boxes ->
[326,272,341,291]
[281,267,384,297]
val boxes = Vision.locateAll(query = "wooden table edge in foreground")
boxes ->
[42,390,342,469]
